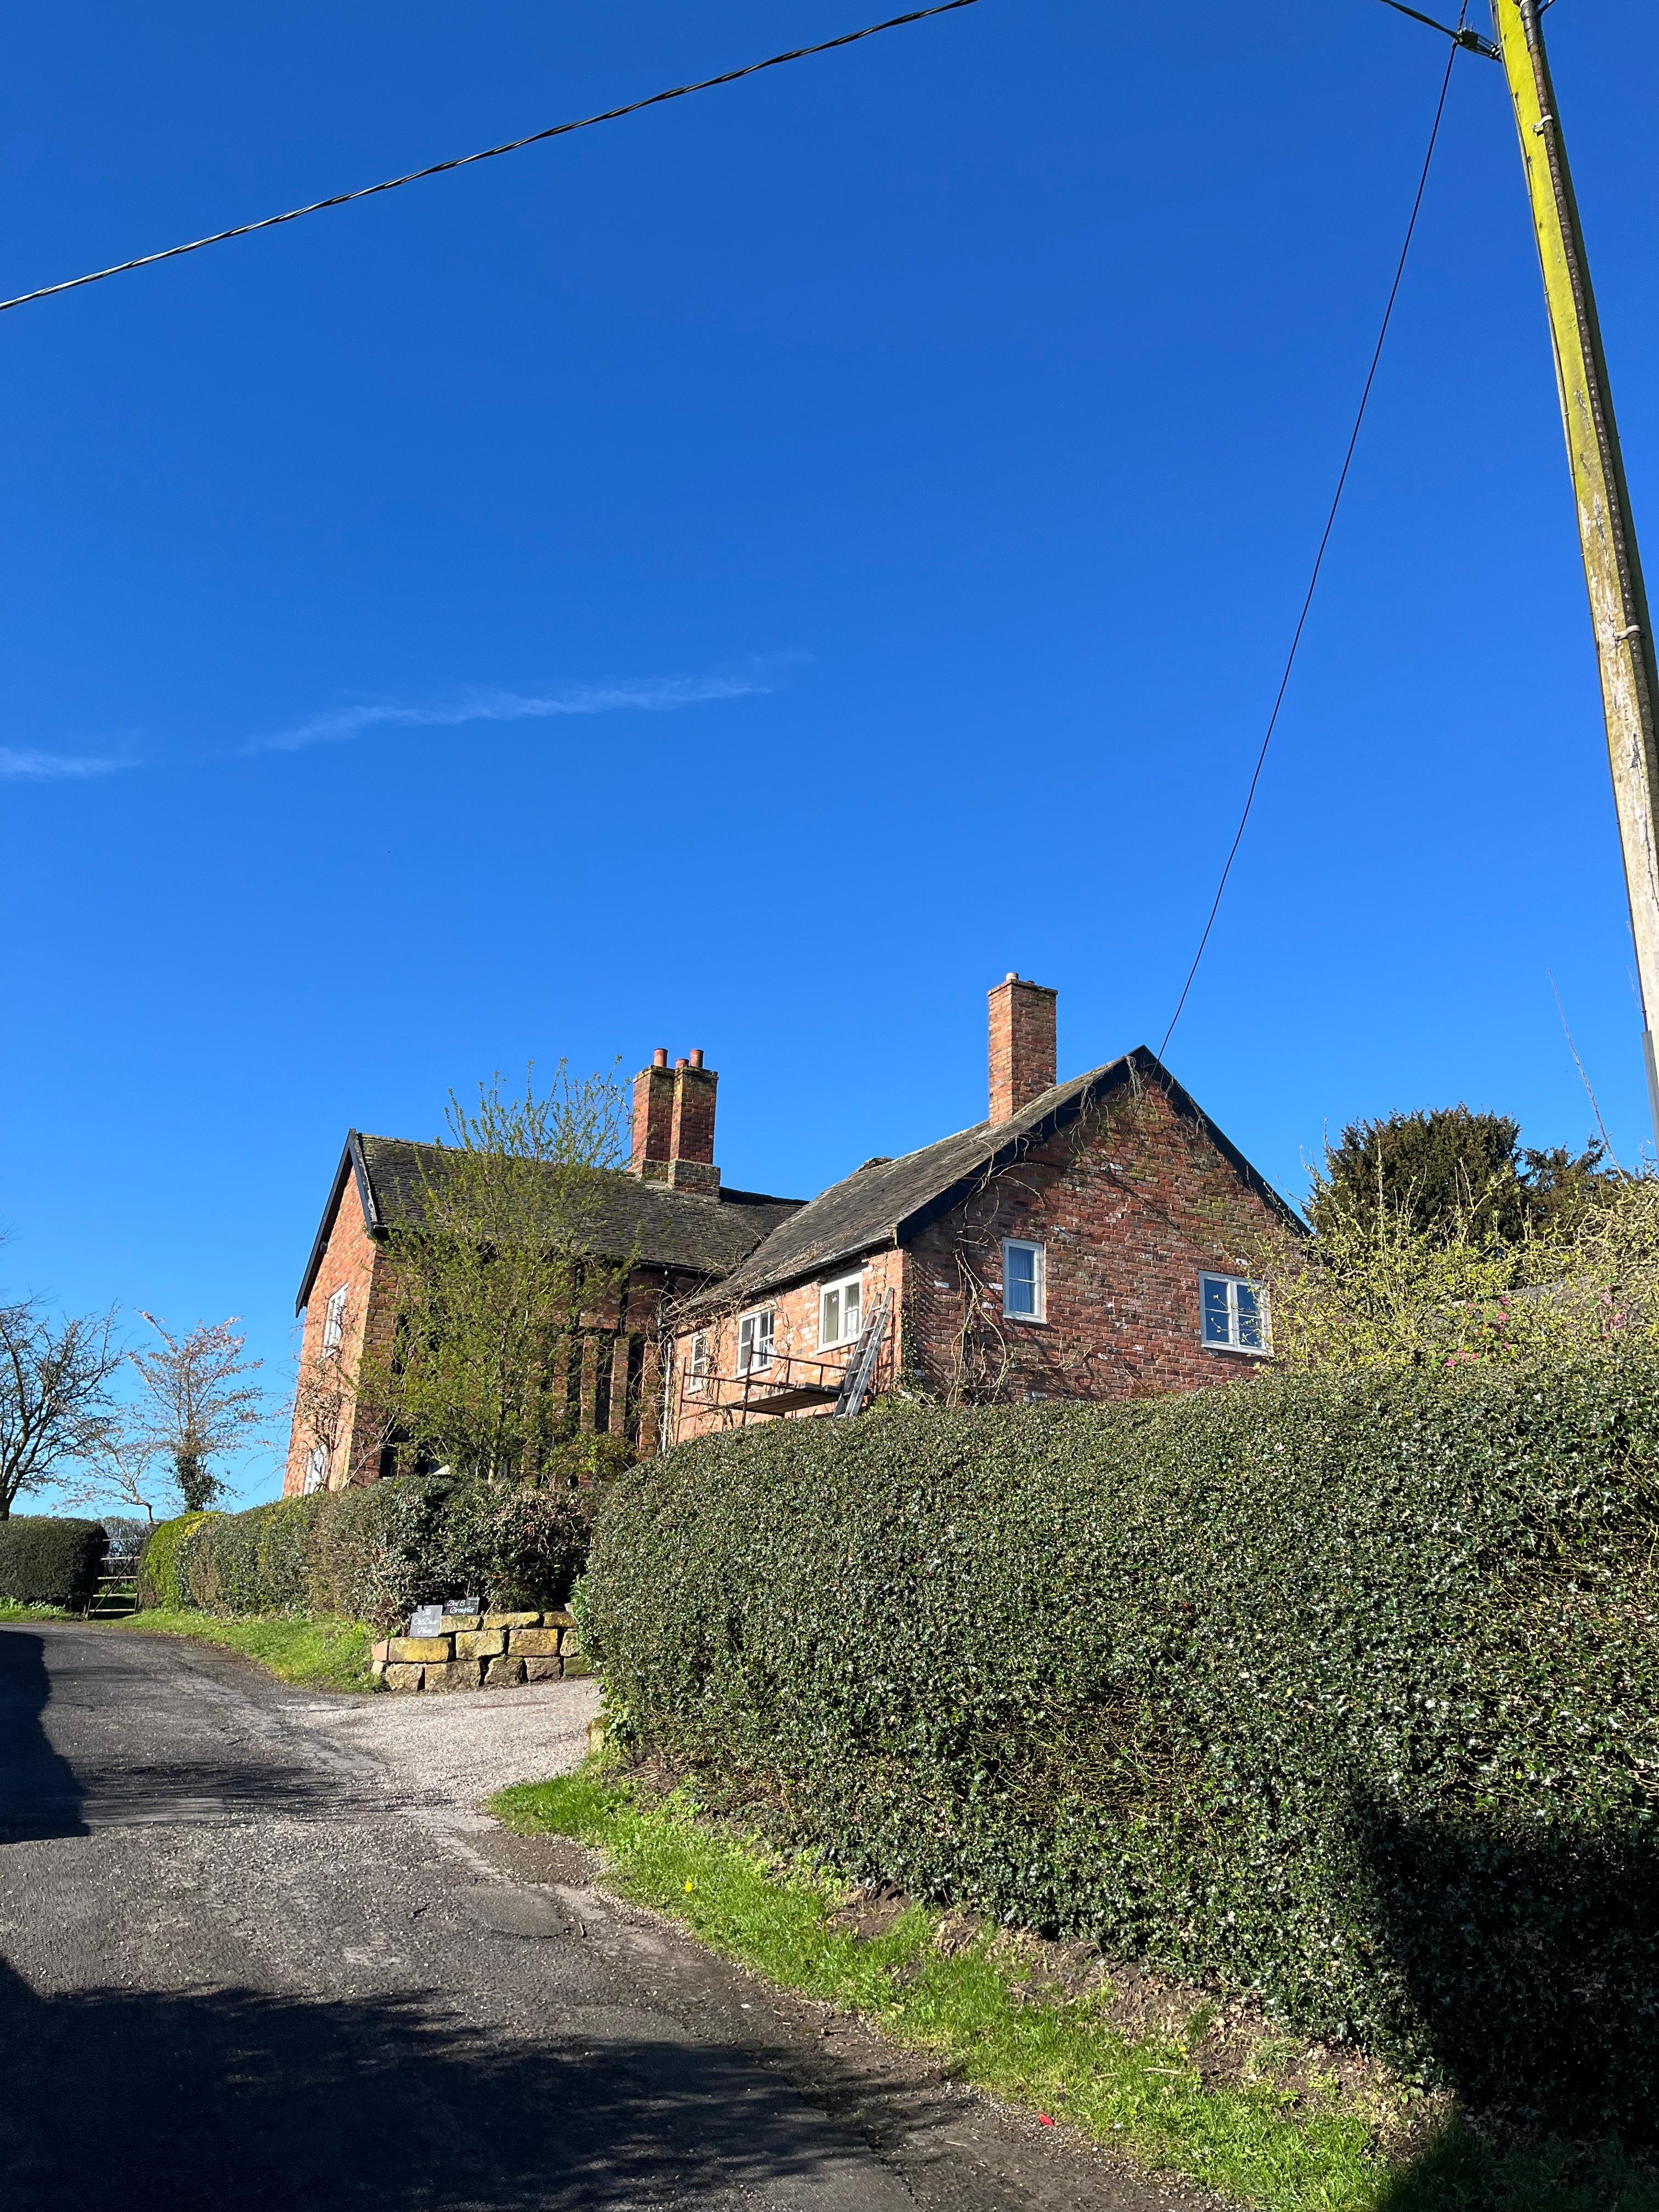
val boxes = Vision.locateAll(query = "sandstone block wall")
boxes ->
[371,1609,589,1693]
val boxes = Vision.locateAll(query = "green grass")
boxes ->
[114,1608,378,1691]
[1,1601,377,1691]
[490,1770,1659,2212]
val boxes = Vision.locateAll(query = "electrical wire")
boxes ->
[1372,0,1498,59]
[1158,13,1468,1062]
[0,0,982,317]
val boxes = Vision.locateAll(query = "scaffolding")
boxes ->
[676,1288,894,1432]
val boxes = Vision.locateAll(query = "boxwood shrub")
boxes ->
[583,1359,1659,2135]
[0,1516,106,1610]
[137,1474,592,1630]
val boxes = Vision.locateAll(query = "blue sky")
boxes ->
[4,0,1657,1503]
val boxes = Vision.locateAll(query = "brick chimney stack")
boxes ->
[631,1049,674,1174]
[629,1047,721,1198]
[988,974,1058,1125]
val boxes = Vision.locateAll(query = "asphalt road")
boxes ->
[0,1624,1215,2212]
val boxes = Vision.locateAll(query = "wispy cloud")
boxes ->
[252,665,798,755]
[0,747,125,781]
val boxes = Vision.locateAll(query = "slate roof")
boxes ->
[295,1132,804,1313]
[681,1047,1302,1318]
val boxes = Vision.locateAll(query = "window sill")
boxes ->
[1001,1310,1048,1326]
[1202,1340,1272,1359]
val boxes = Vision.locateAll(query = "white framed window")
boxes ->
[1201,1273,1269,1355]
[1002,1239,1047,1322]
[303,1442,329,1496]
[321,1285,348,1356]
[737,1308,775,1375]
[819,1272,864,1351]
[685,1331,711,1397]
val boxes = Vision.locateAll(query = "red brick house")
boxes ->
[283,979,1299,1492]
[665,977,1300,1443]
[281,1063,803,1495]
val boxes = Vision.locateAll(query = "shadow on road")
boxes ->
[0,1959,879,2211]
[0,1626,385,1830]
[0,1632,84,1841]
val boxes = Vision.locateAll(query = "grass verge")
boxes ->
[489,1770,1659,2212]
[114,1608,377,1691]
[0,1601,70,1621]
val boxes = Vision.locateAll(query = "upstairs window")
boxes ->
[1201,1273,1269,1354]
[1002,1239,1047,1322]
[685,1332,710,1396]
[321,1285,348,1356]
[303,1442,329,1495]
[737,1308,775,1375]
[820,1273,863,1351]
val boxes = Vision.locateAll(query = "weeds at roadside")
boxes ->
[490,1769,1659,2212]
[492,1770,1384,2210]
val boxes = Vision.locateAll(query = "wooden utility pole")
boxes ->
[1489,0,1659,1136]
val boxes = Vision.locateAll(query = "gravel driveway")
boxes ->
[0,1623,1215,2212]
[302,1664,602,1819]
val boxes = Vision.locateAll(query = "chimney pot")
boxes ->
[675,1056,687,1071]
[689,1048,704,1069]
[988,975,1058,1124]
[652,1047,668,1069]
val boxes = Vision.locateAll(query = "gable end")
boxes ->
[294,1131,382,1314]
[891,1048,1304,1250]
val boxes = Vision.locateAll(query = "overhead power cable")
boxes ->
[1372,0,1498,59]
[1158,12,1469,1062]
[0,0,982,317]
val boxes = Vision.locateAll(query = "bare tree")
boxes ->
[125,1314,270,1513]
[54,1413,170,1524]
[0,1295,123,1519]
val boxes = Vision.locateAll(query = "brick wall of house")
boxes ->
[601,1266,689,1456]
[283,1202,690,1491]
[664,1079,1289,1442]
[282,1182,391,1496]
[905,1080,1287,1404]
[670,1248,905,1443]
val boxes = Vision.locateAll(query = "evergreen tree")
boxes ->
[1309,1105,1613,1245]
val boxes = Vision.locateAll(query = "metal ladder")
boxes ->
[833,1288,893,1419]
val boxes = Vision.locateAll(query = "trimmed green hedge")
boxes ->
[0,1517,105,1610]
[584,1361,1659,2136]
[135,1511,212,1610]
[137,1474,592,1630]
